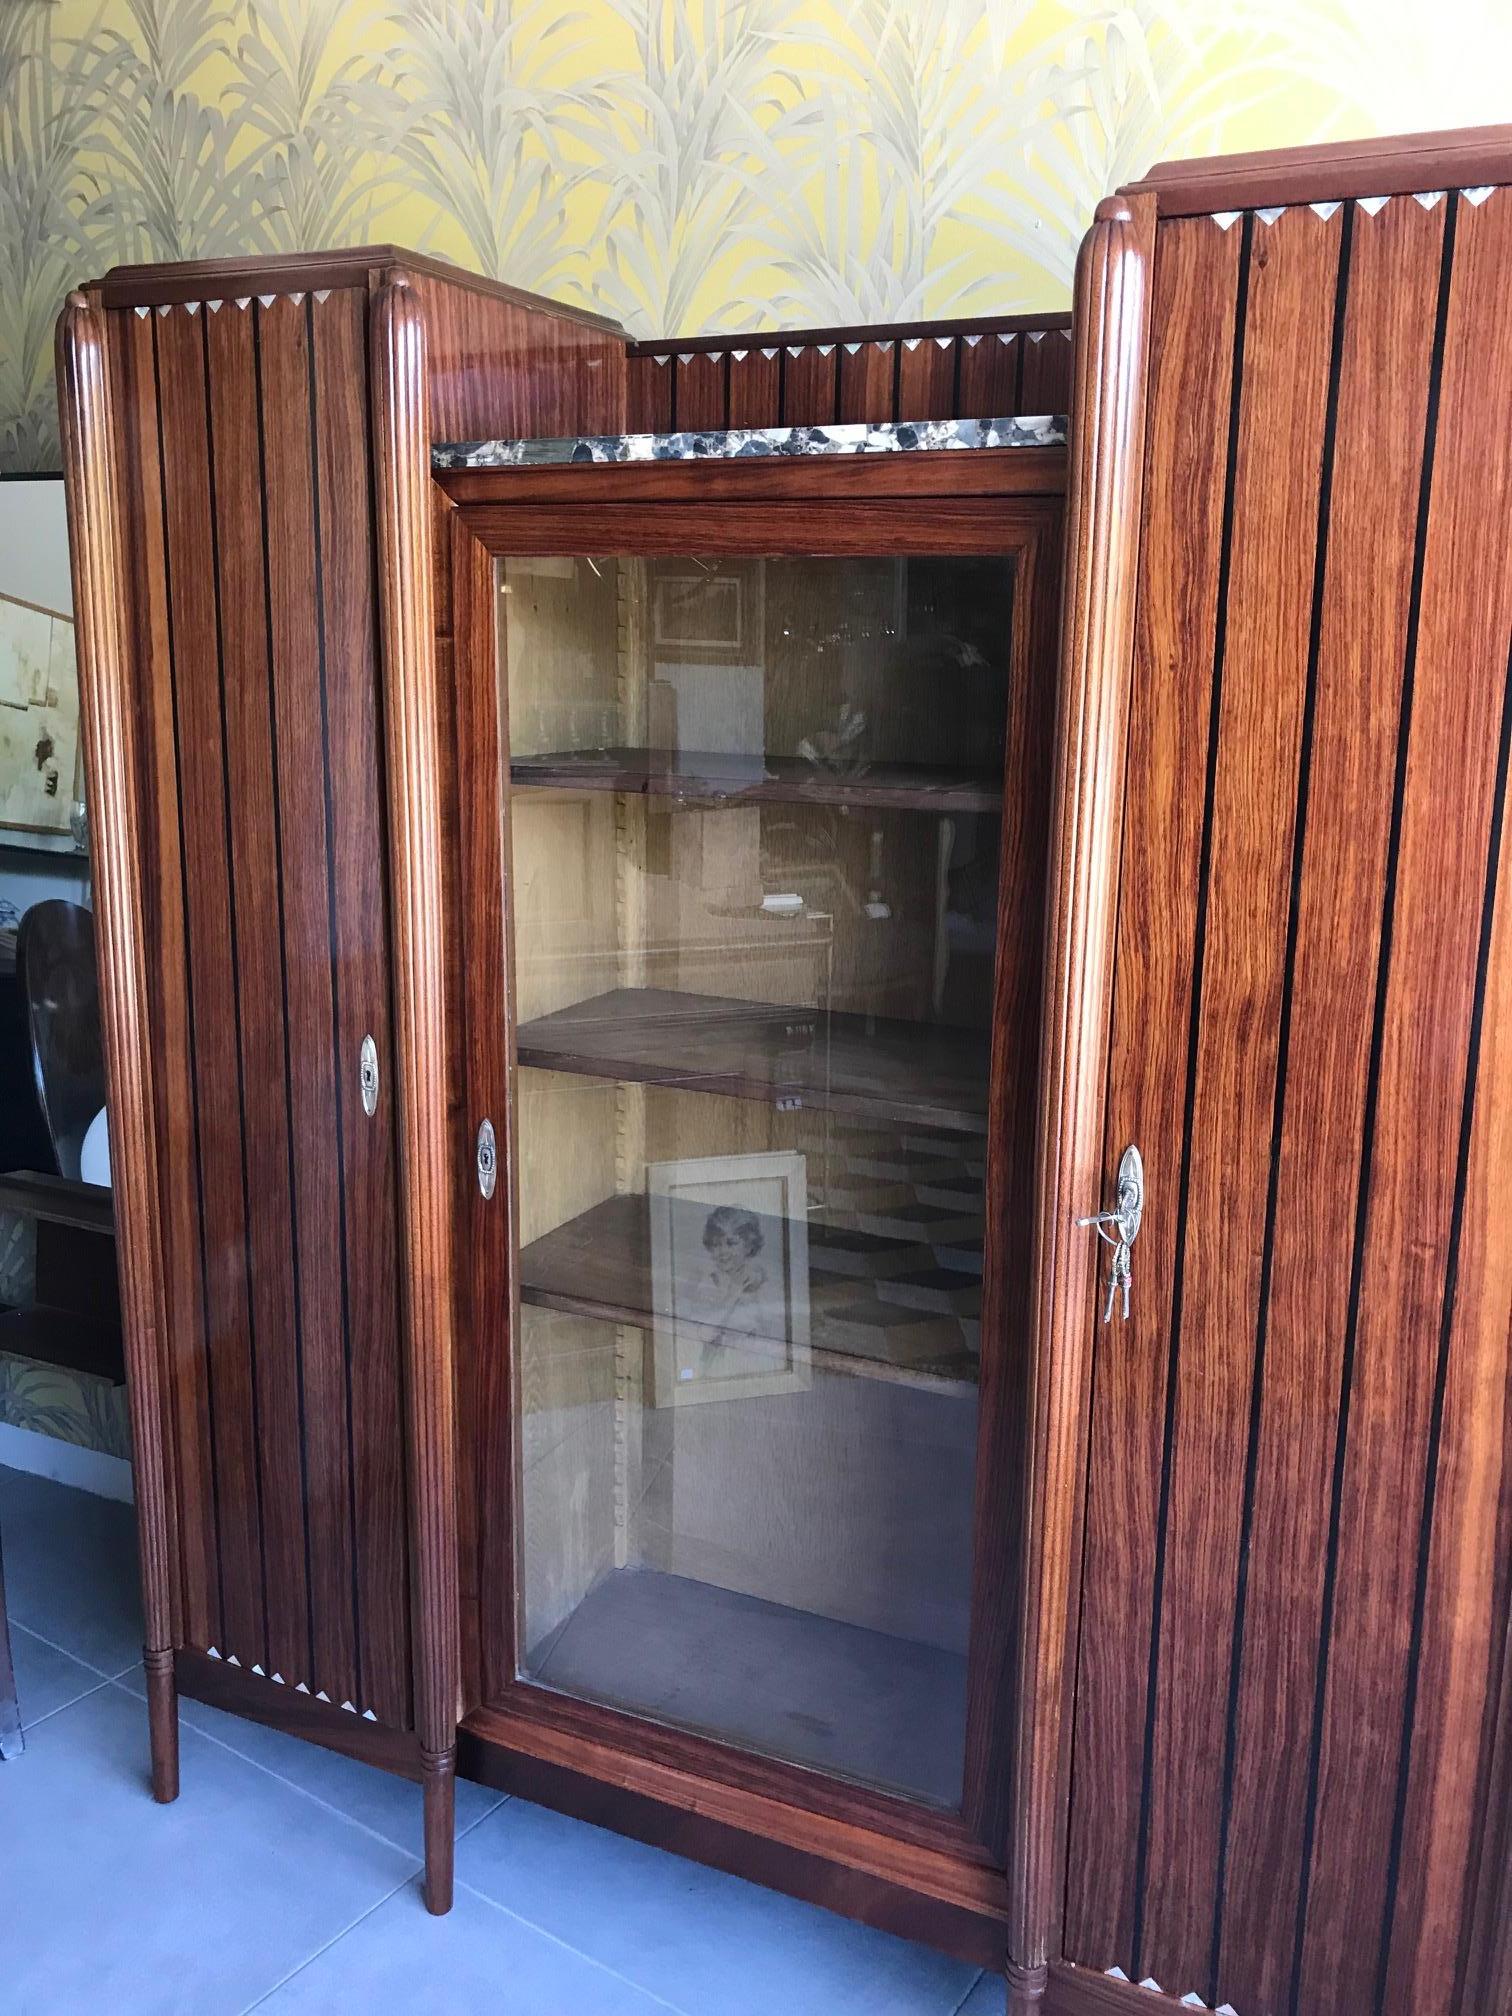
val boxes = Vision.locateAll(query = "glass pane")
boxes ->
[501,551,1013,1810]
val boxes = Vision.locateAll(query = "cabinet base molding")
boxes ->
[172,1649,424,1781]
[1044,1965,1229,2015]
[457,1707,1010,1967]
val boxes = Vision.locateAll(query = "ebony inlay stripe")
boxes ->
[1129,210,1253,1983]
[1207,199,1355,2006]
[150,312,227,1655]
[1288,193,1460,2016]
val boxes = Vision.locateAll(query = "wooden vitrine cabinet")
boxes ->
[56,121,1512,2016]
[436,439,1065,1971]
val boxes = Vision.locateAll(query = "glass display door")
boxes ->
[478,495,1051,1830]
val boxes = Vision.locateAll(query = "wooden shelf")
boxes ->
[511,746,1003,813]
[516,986,990,1134]
[519,1193,979,1393]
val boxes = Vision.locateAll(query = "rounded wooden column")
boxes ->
[370,269,460,1917]
[57,291,182,1806]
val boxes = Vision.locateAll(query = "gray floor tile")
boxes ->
[0,1683,417,2014]
[0,1464,142,1676]
[254,1881,683,2016]
[118,1675,505,1859]
[954,1974,1004,2014]
[10,1621,113,1731]
[458,1797,979,2016]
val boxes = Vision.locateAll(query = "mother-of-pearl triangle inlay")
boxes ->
[1413,190,1446,208]
[1255,205,1285,224]
[1465,184,1497,205]
[1311,201,1341,220]
[1211,211,1241,230]
[1358,194,1391,216]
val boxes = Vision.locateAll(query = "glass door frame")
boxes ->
[440,450,1065,1874]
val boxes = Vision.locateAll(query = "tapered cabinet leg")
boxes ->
[1006,1958,1047,2011]
[422,1748,456,1915]
[143,1646,179,1803]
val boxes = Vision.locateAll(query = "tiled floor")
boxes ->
[0,1464,1005,2015]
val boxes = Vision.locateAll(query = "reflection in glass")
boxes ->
[503,552,1013,1809]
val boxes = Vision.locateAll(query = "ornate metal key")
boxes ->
[1079,1144,1145,1324]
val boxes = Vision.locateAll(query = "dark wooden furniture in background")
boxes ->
[1,899,125,1383]
[1039,125,1512,2016]
[18,899,103,1182]
[55,251,1071,1923]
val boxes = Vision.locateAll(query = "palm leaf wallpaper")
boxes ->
[0,0,1498,466]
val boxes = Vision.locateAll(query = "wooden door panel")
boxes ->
[1070,181,1512,2016]
[113,288,413,1717]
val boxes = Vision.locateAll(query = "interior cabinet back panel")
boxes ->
[1070,184,1512,2016]
[110,289,411,1724]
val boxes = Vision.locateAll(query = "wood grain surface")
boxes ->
[1063,163,1512,2016]
[1012,191,1154,1997]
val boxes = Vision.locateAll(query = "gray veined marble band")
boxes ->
[432,414,1066,470]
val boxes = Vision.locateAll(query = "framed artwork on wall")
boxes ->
[648,1149,811,1407]
[0,591,79,838]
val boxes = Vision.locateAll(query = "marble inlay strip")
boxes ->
[432,414,1066,471]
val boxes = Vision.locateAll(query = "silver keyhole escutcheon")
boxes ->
[359,1035,379,1118]
[476,1118,497,1201]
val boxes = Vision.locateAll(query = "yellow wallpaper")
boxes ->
[2,0,1503,470]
